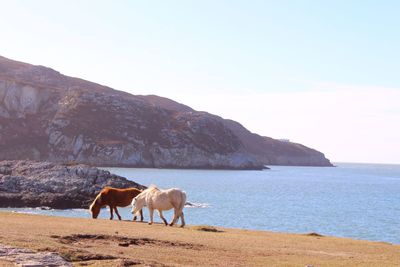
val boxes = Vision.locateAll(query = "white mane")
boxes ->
[144,185,160,193]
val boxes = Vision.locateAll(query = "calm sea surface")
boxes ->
[2,163,399,244]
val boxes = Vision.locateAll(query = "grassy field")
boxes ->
[0,212,399,266]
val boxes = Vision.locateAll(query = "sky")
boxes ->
[1,0,399,164]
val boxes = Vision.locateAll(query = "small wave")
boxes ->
[15,210,40,215]
[35,206,52,211]
[70,209,88,212]
[185,202,210,208]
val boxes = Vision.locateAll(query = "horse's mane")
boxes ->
[144,184,160,193]
[89,191,103,210]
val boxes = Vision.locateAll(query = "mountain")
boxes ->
[0,55,332,169]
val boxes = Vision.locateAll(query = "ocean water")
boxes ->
[2,163,399,244]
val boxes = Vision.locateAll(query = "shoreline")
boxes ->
[0,212,399,266]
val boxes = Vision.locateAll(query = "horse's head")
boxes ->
[89,194,102,219]
[131,195,145,215]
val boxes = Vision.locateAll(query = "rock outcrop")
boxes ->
[0,55,332,168]
[0,160,144,208]
[0,244,72,267]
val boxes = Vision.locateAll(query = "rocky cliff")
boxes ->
[0,55,332,168]
[0,160,144,208]
[142,95,333,167]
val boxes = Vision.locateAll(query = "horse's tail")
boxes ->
[130,187,142,199]
[179,191,187,215]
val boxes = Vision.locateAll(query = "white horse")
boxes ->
[131,186,186,227]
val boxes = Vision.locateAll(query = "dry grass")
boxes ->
[0,211,399,266]
[0,259,14,267]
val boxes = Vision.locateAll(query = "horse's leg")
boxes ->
[179,212,185,227]
[169,200,183,226]
[139,209,144,222]
[169,208,179,226]
[132,209,143,221]
[148,208,154,225]
[109,205,114,220]
[158,210,168,226]
[114,207,122,220]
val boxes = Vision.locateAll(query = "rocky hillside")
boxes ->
[142,95,333,166]
[0,55,332,168]
[0,160,144,208]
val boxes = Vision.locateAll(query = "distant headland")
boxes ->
[0,55,332,169]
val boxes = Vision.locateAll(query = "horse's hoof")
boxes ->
[148,223,152,225]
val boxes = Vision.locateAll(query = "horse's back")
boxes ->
[102,187,140,196]
[144,188,184,210]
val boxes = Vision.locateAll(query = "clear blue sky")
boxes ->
[1,0,400,164]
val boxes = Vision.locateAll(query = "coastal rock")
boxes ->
[0,55,332,168]
[0,160,145,208]
[0,244,72,267]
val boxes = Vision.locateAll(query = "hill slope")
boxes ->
[0,55,332,168]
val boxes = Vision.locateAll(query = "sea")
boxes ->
[1,163,399,244]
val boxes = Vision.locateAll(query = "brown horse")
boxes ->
[89,187,144,221]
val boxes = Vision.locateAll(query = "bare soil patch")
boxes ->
[52,233,203,250]
[192,225,224,233]
[306,232,324,237]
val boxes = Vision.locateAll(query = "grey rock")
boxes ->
[0,160,145,208]
[0,243,72,266]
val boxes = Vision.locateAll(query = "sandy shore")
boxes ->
[0,212,399,266]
